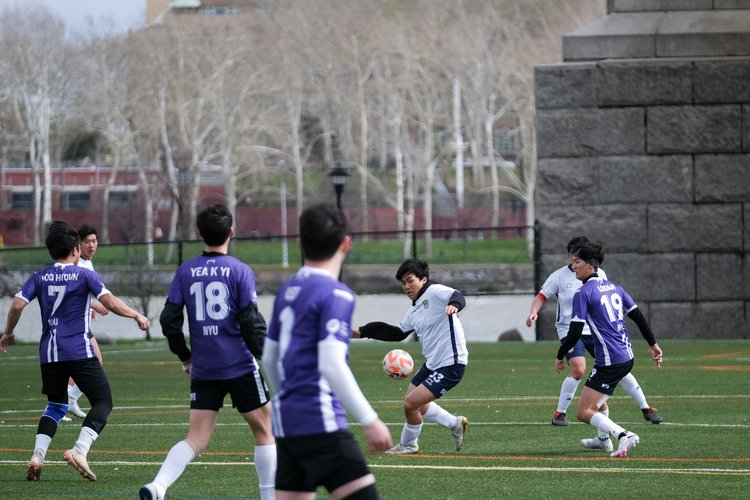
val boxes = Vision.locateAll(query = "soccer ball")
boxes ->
[382,349,414,379]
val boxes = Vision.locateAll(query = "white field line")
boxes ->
[0,460,748,476]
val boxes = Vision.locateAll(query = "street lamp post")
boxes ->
[328,162,350,210]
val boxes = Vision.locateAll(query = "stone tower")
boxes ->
[534,0,749,339]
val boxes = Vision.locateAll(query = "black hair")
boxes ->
[575,241,604,269]
[46,221,81,260]
[299,203,348,261]
[566,235,589,254]
[395,258,429,281]
[197,204,233,246]
[78,224,98,240]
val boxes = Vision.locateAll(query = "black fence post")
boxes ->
[533,219,542,341]
[411,229,417,259]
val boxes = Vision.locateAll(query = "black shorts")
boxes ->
[411,363,465,398]
[275,430,372,493]
[190,370,270,413]
[584,359,634,396]
[40,357,109,403]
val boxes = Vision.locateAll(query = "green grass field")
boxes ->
[1,340,748,499]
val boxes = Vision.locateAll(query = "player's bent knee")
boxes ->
[43,402,69,424]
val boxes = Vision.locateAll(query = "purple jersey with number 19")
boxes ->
[570,276,637,367]
[165,253,259,380]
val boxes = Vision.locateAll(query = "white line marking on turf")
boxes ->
[0,460,747,475]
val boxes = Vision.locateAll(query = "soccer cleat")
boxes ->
[384,442,419,455]
[642,407,663,424]
[551,411,571,426]
[68,398,87,418]
[25,450,44,481]
[580,436,614,452]
[139,482,165,500]
[63,447,97,481]
[451,416,469,451]
[610,432,639,458]
[61,415,73,422]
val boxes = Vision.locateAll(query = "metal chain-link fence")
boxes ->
[0,226,539,343]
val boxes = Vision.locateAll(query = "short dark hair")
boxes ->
[396,258,429,281]
[575,241,604,269]
[78,224,98,240]
[197,204,233,246]
[46,221,80,260]
[299,203,347,261]
[566,235,589,254]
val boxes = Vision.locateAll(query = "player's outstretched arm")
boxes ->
[627,307,661,367]
[99,293,149,330]
[1,297,27,353]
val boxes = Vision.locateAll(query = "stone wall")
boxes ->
[534,0,749,339]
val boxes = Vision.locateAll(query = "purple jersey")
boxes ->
[17,263,108,364]
[571,276,637,367]
[266,266,355,437]
[166,253,259,380]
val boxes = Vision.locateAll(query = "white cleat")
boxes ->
[451,416,469,451]
[139,482,166,500]
[67,400,87,418]
[384,442,419,455]
[581,436,614,452]
[63,447,97,481]
[25,450,44,481]
[610,432,639,458]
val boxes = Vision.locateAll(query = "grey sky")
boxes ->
[0,0,147,35]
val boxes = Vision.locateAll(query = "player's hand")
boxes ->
[351,328,361,339]
[445,305,458,315]
[181,359,192,376]
[91,302,109,316]
[525,313,537,327]
[554,358,565,373]
[0,332,15,353]
[363,418,393,452]
[134,314,150,331]
[650,343,663,368]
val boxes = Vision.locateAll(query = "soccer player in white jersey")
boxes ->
[263,203,391,500]
[63,225,108,420]
[140,205,276,500]
[352,258,469,455]
[526,236,662,432]
[555,241,663,457]
[1,221,149,481]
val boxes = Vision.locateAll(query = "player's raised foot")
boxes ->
[67,400,87,418]
[61,415,73,422]
[25,450,45,481]
[451,416,469,451]
[642,407,663,424]
[610,432,639,458]
[63,447,97,481]
[551,411,571,426]
[580,436,613,452]
[384,442,419,455]
[139,482,166,500]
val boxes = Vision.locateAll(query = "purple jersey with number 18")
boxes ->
[165,253,259,380]
[570,276,637,367]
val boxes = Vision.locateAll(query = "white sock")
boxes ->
[401,423,422,446]
[423,402,456,428]
[154,440,196,491]
[557,376,580,413]
[33,434,53,458]
[75,426,99,455]
[619,372,649,409]
[590,412,626,439]
[68,384,83,402]
[596,407,610,440]
[254,444,276,500]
